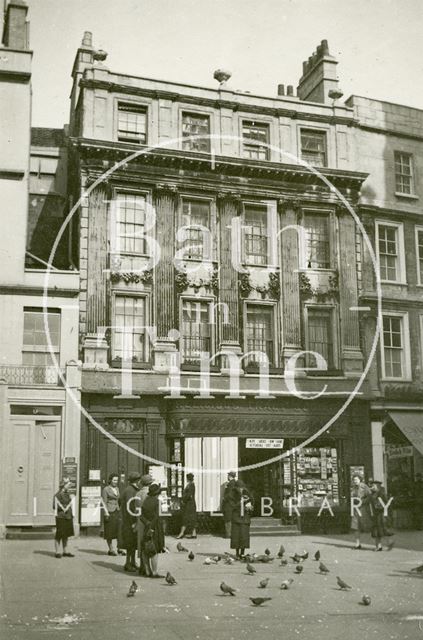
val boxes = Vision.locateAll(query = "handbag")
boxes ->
[143,528,157,557]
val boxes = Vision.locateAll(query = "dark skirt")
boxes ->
[371,512,394,539]
[141,518,165,555]
[230,522,250,550]
[103,510,120,540]
[55,517,74,541]
[182,502,197,529]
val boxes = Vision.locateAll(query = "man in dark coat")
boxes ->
[119,472,141,572]
[221,471,237,539]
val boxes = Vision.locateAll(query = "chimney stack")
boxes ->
[69,31,95,135]
[277,84,285,96]
[2,0,29,50]
[297,40,340,104]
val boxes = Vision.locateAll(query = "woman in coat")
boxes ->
[176,473,197,539]
[53,478,75,558]
[102,473,121,556]
[369,480,395,551]
[119,472,141,572]
[230,482,253,559]
[350,474,372,549]
[140,483,166,578]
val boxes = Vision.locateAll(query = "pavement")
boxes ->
[1,531,423,640]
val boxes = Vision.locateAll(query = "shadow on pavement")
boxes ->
[32,550,56,557]
[91,560,128,573]
[77,548,109,556]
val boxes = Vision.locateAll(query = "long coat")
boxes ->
[140,495,165,555]
[102,485,120,540]
[230,494,252,550]
[369,488,394,539]
[119,484,140,550]
[181,482,197,528]
[221,480,237,523]
[350,482,372,533]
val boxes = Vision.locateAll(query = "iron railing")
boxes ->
[0,365,63,386]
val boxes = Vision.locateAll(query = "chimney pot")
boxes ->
[277,84,285,96]
[82,31,93,47]
[321,39,329,55]
[302,61,308,75]
[287,85,294,96]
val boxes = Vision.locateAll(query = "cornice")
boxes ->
[79,78,357,127]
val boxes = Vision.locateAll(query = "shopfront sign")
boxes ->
[386,445,413,459]
[246,438,284,449]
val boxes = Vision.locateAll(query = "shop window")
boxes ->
[245,304,275,366]
[416,227,423,285]
[181,112,210,152]
[381,313,411,380]
[117,103,147,144]
[113,193,147,255]
[295,446,340,507]
[303,211,331,269]
[300,129,327,167]
[112,295,147,365]
[376,221,406,283]
[306,307,336,370]
[181,300,212,364]
[22,309,60,383]
[243,204,268,265]
[242,120,270,160]
[394,151,414,195]
[180,199,211,260]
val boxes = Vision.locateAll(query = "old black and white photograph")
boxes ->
[0,0,422,638]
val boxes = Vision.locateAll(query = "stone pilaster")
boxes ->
[278,199,303,367]
[0,380,8,538]
[216,192,242,360]
[153,184,179,371]
[338,210,363,376]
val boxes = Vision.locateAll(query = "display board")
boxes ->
[296,447,339,506]
[61,457,78,495]
[80,485,102,526]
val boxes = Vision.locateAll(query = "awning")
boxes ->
[388,411,423,456]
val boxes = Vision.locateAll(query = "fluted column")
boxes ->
[338,209,363,376]
[217,193,242,352]
[152,184,178,371]
[279,199,303,367]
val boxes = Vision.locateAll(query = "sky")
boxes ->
[15,0,423,127]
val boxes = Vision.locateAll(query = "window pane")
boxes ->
[181,200,211,260]
[244,205,268,265]
[245,305,274,365]
[383,315,404,378]
[242,121,269,160]
[418,230,423,283]
[307,309,333,368]
[118,104,147,144]
[182,113,210,152]
[304,213,330,269]
[301,130,327,167]
[113,296,146,362]
[378,225,399,281]
[394,152,413,194]
[181,300,211,362]
[115,193,146,254]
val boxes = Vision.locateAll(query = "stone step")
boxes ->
[6,527,55,540]
[250,528,300,537]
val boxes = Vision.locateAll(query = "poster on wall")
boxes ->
[80,485,102,526]
[61,457,78,495]
[149,465,167,488]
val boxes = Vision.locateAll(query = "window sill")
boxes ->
[381,377,412,383]
[181,363,219,372]
[394,192,419,200]
[306,369,343,377]
[380,280,408,286]
[110,360,151,370]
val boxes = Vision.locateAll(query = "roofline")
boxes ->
[346,93,423,114]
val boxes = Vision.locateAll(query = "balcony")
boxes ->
[0,365,63,386]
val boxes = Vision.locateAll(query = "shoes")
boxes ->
[124,565,137,573]
[108,550,117,556]
[63,552,75,557]
[353,545,362,550]
[150,574,165,579]
[176,535,184,539]
[186,536,197,539]
[55,553,62,559]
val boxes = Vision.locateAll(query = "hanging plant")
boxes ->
[175,271,189,293]
[299,270,339,302]
[110,269,153,285]
[238,272,253,297]
[268,271,280,299]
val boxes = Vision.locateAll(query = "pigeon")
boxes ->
[314,550,321,561]
[277,545,285,558]
[203,557,212,565]
[319,562,330,574]
[264,548,271,556]
[299,551,309,560]
[280,558,288,566]
[257,554,274,563]
[212,555,222,563]
[177,542,188,552]
[280,579,294,590]
[294,565,303,574]
[165,572,177,585]
[411,564,423,573]
[337,576,352,590]
[361,594,371,605]
[188,551,195,561]
[250,597,272,606]
[127,581,138,597]
[220,582,236,596]
[224,557,234,565]
[246,563,256,575]
[290,554,302,563]
[258,578,269,588]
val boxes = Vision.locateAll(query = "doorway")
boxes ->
[238,439,283,516]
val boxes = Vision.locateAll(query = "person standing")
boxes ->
[230,482,253,559]
[53,478,75,559]
[102,473,121,556]
[176,473,197,539]
[369,480,395,551]
[221,471,237,539]
[350,474,372,549]
[136,474,153,575]
[119,472,141,572]
[413,473,423,530]
[140,483,166,578]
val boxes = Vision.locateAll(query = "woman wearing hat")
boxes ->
[140,483,166,578]
[102,473,121,556]
[369,480,395,551]
[177,473,197,539]
[119,472,141,572]
[350,474,372,549]
[53,478,75,559]
[230,481,253,559]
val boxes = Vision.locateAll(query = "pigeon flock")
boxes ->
[124,541,423,608]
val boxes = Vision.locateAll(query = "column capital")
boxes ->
[216,191,242,205]
[278,197,302,214]
[153,183,179,199]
